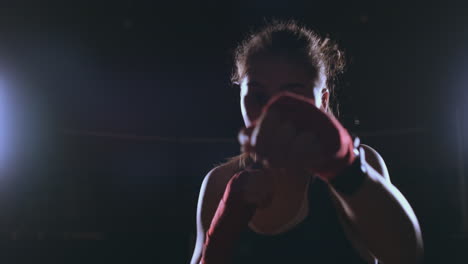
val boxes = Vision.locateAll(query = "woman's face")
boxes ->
[240,55,328,127]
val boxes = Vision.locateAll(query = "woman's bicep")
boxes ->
[189,190,206,264]
[190,167,231,264]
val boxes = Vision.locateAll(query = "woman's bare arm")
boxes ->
[329,145,424,264]
[189,165,234,264]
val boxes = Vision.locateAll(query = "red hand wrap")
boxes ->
[264,92,356,181]
[201,171,257,264]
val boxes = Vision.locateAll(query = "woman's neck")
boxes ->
[269,167,312,193]
[244,153,312,192]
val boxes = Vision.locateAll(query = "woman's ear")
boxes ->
[320,88,330,111]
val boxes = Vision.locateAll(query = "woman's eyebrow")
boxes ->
[247,81,265,88]
[280,83,306,90]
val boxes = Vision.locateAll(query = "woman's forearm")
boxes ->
[329,160,424,264]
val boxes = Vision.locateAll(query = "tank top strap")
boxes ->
[305,176,341,234]
[307,176,333,215]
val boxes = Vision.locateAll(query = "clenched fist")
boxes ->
[238,91,356,182]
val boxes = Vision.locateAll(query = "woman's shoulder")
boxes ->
[203,153,250,188]
[359,144,390,182]
[197,153,250,230]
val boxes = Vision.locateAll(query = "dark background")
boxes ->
[0,0,467,263]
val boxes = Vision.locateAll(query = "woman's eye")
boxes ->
[254,93,269,104]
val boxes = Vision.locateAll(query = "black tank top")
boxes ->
[231,177,370,264]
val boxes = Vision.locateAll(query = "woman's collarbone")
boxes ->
[248,188,310,234]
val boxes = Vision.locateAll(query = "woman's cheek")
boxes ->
[242,97,262,127]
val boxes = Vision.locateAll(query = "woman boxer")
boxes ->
[190,20,423,264]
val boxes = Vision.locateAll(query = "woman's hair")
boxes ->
[227,20,346,170]
[232,19,345,117]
